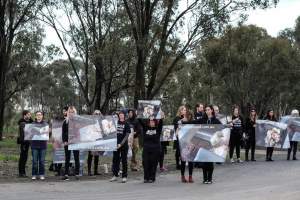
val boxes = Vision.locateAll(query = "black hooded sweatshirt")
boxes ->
[140,119,163,151]
[126,109,142,138]
[18,118,33,143]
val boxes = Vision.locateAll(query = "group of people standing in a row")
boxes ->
[16,104,299,185]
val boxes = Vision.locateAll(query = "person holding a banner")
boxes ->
[201,105,222,184]
[245,108,257,161]
[110,111,131,183]
[139,115,164,183]
[30,111,48,180]
[127,109,142,172]
[287,109,299,160]
[62,106,80,181]
[87,110,102,176]
[229,106,244,163]
[174,105,194,183]
[264,109,278,161]
[17,110,33,178]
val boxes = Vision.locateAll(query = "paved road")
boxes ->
[1,158,300,200]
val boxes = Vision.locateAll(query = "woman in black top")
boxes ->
[264,109,277,161]
[245,108,257,161]
[201,105,221,184]
[229,106,244,163]
[140,116,163,183]
[174,105,194,183]
[110,111,131,183]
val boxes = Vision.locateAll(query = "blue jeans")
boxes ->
[31,148,46,176]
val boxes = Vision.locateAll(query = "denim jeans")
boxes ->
[31,148,46,176]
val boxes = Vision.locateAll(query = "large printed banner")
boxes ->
[280,116,300,141]
[68,115,117,151]
[160,125,175,142]
[24,123,49,141]
[217,114,230,125]
[51,119,85,163]
[137,100,162,119]
[178,124,230,162]
[255,120,289,149]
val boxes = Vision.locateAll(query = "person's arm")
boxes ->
[119,122,131,147]
[62,120,68,144]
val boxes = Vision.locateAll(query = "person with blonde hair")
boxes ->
[62,106,80,180]
[173,105,194,183]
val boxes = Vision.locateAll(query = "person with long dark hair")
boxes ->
[62,106,80,181]
[87,110,102,176]
[229,106,244,163]
[17,110,33,178]
[31,111,48,180]
[110,111,131,183]
[287,109,299,160]
[201,105,221,184]
[245,108,257,161]
[139,115,163,183]
[174,105,194,183]
[264,109,277,161]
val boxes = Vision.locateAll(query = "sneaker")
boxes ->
[203,181,208,184]
[63,175,69,181]
[122,177,127,183]
[230,158,235,163]
[237,158,243,163]
[40,176,45,180]
[160,167,167,172]
[144,179,149,183]
[207,181,212,184]
[110,176,118,182]
[293,157,297,160]
[148,180,154,183]
[31,176,37,180]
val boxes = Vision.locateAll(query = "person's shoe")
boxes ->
[122,177,127,183]
[88,172,93,176]
[207,181,213,184]
[251,158,256,161]
[75,175,80,180]
[237,158,243,163]
[94,172,102,175]
[18,174,27,178]
[144,179,149,183]
[188,176,194,183]
[293,157,297,160]
[160,166,167,172]
[148,179,153,183]
[203,181,208,184]
[181,176,188,183]
[269,159,274,161]
[40,176,45,180]
[31,176,37,180]
[131,168,138,172]
[245,158,249,162]
[63,175,69,181]
[230,158,235,163]
[110,176,118,182]
[287,156,290,160]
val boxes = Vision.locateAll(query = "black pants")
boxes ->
[112,145,128,178]
[229,132,241,159]
[266,147,274,160]
[245,137,256,160]
[87,151,99,174]
[287,141,298,160]
[180,161,193,176]
[174,140,181,167]
[202,162,214,182]
[64,146,80,176]
[159,144,167,168]
[143,149,160,181]
[18,142,30,175]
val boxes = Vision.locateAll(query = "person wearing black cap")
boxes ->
[110,110,131,183]
[17,110,33,177]
[245,108,257,161]
[264,109,277,161]
[127,109,142,171]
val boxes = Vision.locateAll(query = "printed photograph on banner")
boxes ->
[160,125,175,141]
[24,123,49,141]
[68,115,117,151]
[216,114,231,125]
[178,124,230,162]
[51,119,64,149]
[280,116,300,141]
[137,100,162,119]
[255,120,289,148]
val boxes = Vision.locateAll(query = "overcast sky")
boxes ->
[43,0,300,52]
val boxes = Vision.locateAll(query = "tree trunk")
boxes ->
[133,48,146,108]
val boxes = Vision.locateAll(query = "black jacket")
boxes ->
[245,117,256,139]
[116,120,131,146]
[140,119,163,151]
[126,117,142,138]
[231,115,244,134]
[18,118,33,144]
[62,119,69,143]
